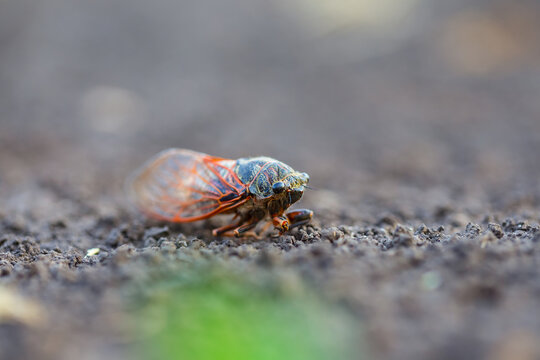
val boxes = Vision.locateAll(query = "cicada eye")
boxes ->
[272,181,286,194]
[301,172,310,184]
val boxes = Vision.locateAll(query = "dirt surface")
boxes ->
[1,1,540,359]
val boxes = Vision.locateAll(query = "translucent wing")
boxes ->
[127,149,248,222]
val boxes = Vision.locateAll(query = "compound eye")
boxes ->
[272,181,286,194]
[300,172,309,184]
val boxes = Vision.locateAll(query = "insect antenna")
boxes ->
[304,185,317,191]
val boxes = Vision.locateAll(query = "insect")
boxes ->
[127,149,313,237]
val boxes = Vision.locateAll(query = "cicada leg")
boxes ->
[285,209,313,229]
[271,209,313,235]
[272,215,290,234]
[232,222,261,238]
[217,221,260,238]
[215,212,264,238]
[212,217,244,237]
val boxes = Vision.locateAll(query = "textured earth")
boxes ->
[1,0,540,359]
[1,135,540,360]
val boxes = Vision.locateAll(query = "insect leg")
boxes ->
[232,221,260,238]
[217,221,259,238]
[218,211,265,238]
[285,209,313,229]
[212,216,245,236]
[272,215,290,234]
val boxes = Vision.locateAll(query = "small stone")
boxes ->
[174,233,188,248]
[488,223,504,239]
[320,227,344,243]
[114,244,135,263]
[85,248,101,257]
[189,239,205,250]
[465,223,482,238]
[297,229,310,242]
[105,228,125,247]
[144,237,157,247]
[415,224,429,235]
[392,225,416,247]
[143,226,170,239]
[159,240,176,254]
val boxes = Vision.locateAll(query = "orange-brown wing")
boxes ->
[127,149,248,222]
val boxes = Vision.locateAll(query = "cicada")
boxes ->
[127,149,313,237]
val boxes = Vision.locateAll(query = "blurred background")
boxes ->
[1,1,540,360]
[1,0,539,195]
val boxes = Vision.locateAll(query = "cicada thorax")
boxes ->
[234,157,294,199]
[233,157,307,218]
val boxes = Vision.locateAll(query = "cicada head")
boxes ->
[270,171,309,206]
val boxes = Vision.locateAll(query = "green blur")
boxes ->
[133,267,362,360]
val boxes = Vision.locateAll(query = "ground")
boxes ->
[1,1,540,359]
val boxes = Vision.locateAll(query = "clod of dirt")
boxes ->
[143,226,170,240]
[488,223,504,239]
[392,225,417,247]
[320,227,344,243]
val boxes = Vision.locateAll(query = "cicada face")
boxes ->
[270,171,309,205]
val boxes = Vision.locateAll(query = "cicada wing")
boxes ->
[127,149,247,222]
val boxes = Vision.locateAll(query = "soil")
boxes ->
[1,1,540,359]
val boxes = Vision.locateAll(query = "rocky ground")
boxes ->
[1,0,540,359]
[1,134,540,359]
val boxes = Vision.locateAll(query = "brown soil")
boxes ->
[1,1,540,359]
